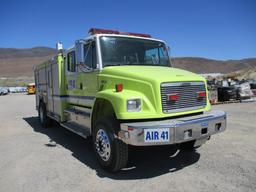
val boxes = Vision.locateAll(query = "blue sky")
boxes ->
[0,0,255,60]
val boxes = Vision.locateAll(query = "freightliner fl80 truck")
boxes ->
[34,28,227,172]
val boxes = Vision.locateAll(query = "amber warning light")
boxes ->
[116,84,123,92]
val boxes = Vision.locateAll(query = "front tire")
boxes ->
[93,116,128,172]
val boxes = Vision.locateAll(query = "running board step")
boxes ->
[64,106,91,129]
[61,122,90,139]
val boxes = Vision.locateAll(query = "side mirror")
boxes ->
[75,39,85,65]
[166,46,173,67]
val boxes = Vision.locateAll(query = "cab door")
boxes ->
[77,40,99,107]
[65,50,80,105]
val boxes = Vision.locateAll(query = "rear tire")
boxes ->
[38,102,51,128]
[93,116,128,172]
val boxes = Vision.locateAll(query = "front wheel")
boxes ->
[93,116,128,172]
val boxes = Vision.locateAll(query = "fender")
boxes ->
[94,89,158,120]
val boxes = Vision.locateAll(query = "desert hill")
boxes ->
[0,47,56,77]
[0,47,256,77]
[171,57,256,74]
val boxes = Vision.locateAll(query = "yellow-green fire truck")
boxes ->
[34,28,226,172]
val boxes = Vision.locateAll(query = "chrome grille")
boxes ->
[161,81,207,113]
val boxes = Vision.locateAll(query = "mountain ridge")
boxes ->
[0,47,56,59]
[0,47,256,77]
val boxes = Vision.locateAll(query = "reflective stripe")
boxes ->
[52,95,95,100]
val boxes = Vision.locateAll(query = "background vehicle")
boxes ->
[8,87,27,93]
[0,87,9,95]
[217,86,237,102]
[34,28,227,172]
[249,80,256,89]
[234,82,252,101]
[27,83,36,94]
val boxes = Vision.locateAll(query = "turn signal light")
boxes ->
[167,94,179,101]
[116,84,123,92]
[197,91,206,98]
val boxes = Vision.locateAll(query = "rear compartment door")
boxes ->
[46,62,54,113]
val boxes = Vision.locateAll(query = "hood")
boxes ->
[101,66,205,83]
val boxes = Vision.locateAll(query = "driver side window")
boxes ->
[84,42,96,69]
[67,51,76,72]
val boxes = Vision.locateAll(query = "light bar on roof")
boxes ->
[89,28,119,35]
[123,32,151,38]
[88,28,151,38]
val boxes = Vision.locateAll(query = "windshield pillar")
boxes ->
[96,36,103,70]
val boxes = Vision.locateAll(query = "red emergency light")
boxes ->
[89,28,151,38]
[122,32,151,38]
[89,28,119,35]
[167,93,179,101]
[197,91,206,98]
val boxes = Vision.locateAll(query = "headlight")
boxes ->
[127,99,141,112]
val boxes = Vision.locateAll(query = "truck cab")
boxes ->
[34,28,226,172]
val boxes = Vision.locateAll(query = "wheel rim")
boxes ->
[95,129,111,161]
[39,106,44,123]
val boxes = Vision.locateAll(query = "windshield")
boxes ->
[100,36,170,67]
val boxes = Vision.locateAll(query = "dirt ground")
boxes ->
[0,94,255,192]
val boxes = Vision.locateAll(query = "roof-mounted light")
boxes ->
[123,32,151,38]
[88,28,151,38]
[89,28,119,35]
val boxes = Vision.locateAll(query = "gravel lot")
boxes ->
[0,94,255,192]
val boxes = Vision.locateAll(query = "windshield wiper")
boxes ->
[132,63,169,67]
[104,64,121,67]
[104,63,169,67]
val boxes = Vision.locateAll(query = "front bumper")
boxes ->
[119,110,226,146]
